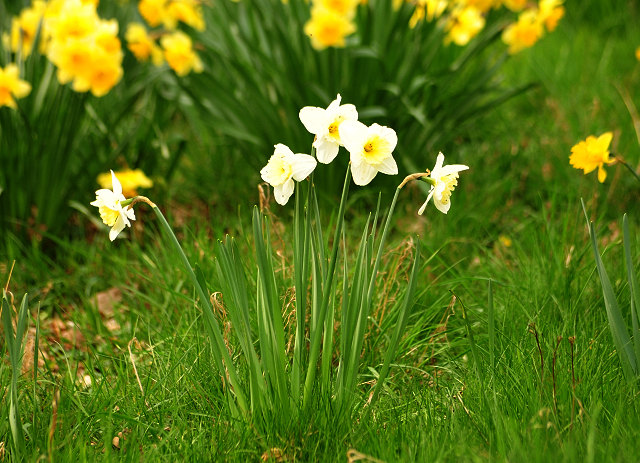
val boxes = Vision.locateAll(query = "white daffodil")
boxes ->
[90,170,136,241]
[260,144,317,206]
[299,94,358,164]
[418,152,469,215]
[338,120,398,186]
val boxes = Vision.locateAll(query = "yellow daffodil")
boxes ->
[299,94,358,164]
[339,120,398,186]
[569,132,613,183]
[126,23,164,66]
[502,0,526,11]
[444,6,485,46]
[91,170,136,241]
[538,0,564,32]
[0,64,32,109]
[97,168,153,197]
[160,31,203,76]
[418,152,469,215]
[45,0,99,44]
[304,6,356,50]
[501,9,543,54]
[409,0,448,28]
[138,0,168,28]
[260,144,318,205]
[7,1,47,56]
[465,0,500,14]
[317,0,359,19]
[165,0,206,31]
[635,46,640,61]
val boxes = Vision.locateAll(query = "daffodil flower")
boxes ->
[418,152,469,215]
[338,120,398,186]
[569,132,613,183]
[299,94,358,164]
[90,170,136,241]
[260,144,317,206]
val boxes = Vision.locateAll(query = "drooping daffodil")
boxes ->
[260,144,317,206]
[569,132,613,183]
[418,152,469,215]
[299,94,358,164]
[339,120,398,186]
[90,170,136,241]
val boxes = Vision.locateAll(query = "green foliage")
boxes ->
[0,2,188,251]
[186,0,534,191]
[582,200,640,384]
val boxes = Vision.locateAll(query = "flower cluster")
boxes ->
[400,0,563,51]
[304,0,358,50]
[260,94,468,214]
[3,0,124,97]
[501,0,565,54]
[127,0,205,75]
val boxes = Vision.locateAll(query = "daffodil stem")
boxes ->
[150,204,249,414]
[303,164,351,410]
[617,157,640,185]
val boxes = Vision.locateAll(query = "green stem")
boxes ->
[302,164,351,409]
[151,204,249,414]
[617,157,640,185]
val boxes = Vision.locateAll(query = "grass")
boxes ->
[2,3,640,462]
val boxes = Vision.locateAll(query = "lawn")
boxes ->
[1,0,640,461]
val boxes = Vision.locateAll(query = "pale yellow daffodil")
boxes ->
[261,144,318,205]
[91,170,136,241]
[418,152,469,214]
[299,94,358,164]
[339,120,398,186]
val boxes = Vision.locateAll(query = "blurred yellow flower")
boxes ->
[502,0,526,11]
[444,6,485,46]
[304,6,356,50]
[501,9,543,54]
[636,46,640,61]
[45,0,99,44]
[97,168,153,197]
[160,31,204,76]
[165,0,206,31]
[465,0,500,14]
[126,23,164,66]
[7,1,47,56]
[0,64,32,109]
[409,0,448,28]
[498,235,512,247]
[139,0,167,28]
[569,132,613,183]
[538,0,564,32]
[318,0,359,19]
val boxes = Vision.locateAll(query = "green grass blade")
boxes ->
[303,164,351,409]
[581,201,636,381]
[363,237,421,415]
[488,279,495,374]
[623,214,640,370]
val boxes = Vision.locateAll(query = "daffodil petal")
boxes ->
[290,154,318,181]
[314,137,340,164]
[111,170,123,197]
[109,214,127,241]
[439,164,469,176]
[418,189,435,215]
[274,178,295,205]
[339,120,369,154]
[434,197,451,214]
[598,165,607,183]
[299,106,329,135]
[377,155,398,175]
[351,160,378,186]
